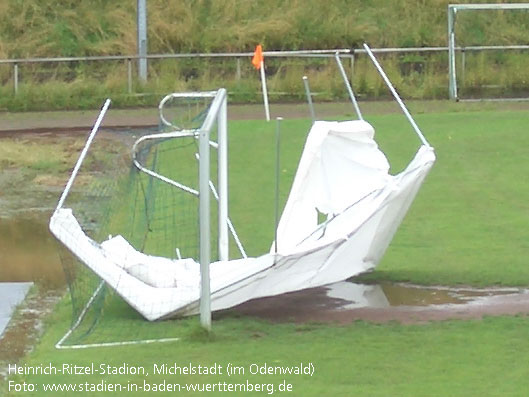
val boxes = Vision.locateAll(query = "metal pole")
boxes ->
[448,5,457,100]
[350,52,355,86]
[236,58,241,80]
[137,0,148,83]
[461,48,465,90]
[274,117,282,254]
[13,63,18,95]
[56,99,111,211]
[302,76,316,123]
[450,30,458,100]
[217,93,229,262]
[127,58,132,93]
[260,60,270,121]
[335,53,363,120]
[199,124,211,331]
[363,44,430,147]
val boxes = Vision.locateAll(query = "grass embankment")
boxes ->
[3,1,529,57]
[2,107,528,396]
[1,1,529,110]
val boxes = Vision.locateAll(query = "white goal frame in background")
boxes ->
[448,3,529,101]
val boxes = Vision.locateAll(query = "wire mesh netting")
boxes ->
[58,94,238,347]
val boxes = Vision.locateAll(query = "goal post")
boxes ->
[197,88,228,330]
[448,3,529,101]
[159,89,229,330]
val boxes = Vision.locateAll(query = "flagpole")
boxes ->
[260,60,270,121]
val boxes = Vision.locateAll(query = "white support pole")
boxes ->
[335,53,363,120]
[217,93,229,262]
[260,60,270,121]
[363,44,430,147]
[56,99,111,211]
[274,117,282,254]
[208,181,247,259]
[199,124,211,331]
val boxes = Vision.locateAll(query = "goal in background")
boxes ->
[448,3,529,101]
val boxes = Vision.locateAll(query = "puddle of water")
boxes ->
[231,280,522,321]
[0,282,33,337]
[325,281,519,309]
[0,215,523,330]
[324,282,390,309]
[0,216,65,288]
[0,215,64,342]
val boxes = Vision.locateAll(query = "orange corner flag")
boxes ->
[252,44,263,69]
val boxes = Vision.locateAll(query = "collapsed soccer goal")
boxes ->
[52,90,237,347]
[448,3,529,101]
[51,44,435,349]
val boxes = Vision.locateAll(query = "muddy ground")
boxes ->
[0,289,61,379]
[0,124,133,375]
[230,283,529,325]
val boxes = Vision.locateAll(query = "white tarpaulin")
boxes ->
[275,120,391,253]
[50,119,435,320]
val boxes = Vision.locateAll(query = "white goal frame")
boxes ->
[448,3,529,101]
[55,90,230,346]
[152,89,230,330]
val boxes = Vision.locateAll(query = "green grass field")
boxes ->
[2,106,529,396]
[228,109,529,287]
